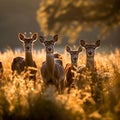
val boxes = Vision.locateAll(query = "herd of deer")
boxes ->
[0,32,100,93]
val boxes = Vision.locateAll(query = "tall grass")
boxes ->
[0,49,120,120]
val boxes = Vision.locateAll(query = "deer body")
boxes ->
[12,57,25,74]
[41,54,65,85]
[65,63,76,87]
[41,54,54,83]
[39,35,65,92]
[11,32,38,80]
[65,45,82,87]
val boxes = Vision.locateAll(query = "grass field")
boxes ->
[0,48,120,120]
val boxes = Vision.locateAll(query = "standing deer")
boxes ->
[11,32,38,80]
[80,40,102,103]
[65,45,82,87]
[39,34,65,93]
[80,40,100,72]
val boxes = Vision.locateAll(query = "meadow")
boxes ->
[0,48,120,120]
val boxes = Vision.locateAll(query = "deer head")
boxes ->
[18,32,38,52]
[39,34,58,54]
[80,40,100,57]
[66,45,82,65]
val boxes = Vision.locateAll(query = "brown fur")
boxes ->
[65,45,82,87]
[39,34,65,93]
[80,40,100,72]
[11,32,38,80]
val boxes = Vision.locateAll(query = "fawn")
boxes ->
[65,45,82,87]
[39,34,65,93]
[80,40,100,72]
[11,32,38,80]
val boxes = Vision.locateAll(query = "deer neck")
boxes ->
[25,51,34,66]
[86,56,95,71]
[46,53,54,74]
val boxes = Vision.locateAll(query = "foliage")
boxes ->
[0,49,120,120]
[37,0,120,42]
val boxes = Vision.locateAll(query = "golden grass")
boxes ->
[0,48,120,120]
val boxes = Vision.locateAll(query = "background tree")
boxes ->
[37,0,120,43]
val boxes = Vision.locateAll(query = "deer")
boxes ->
[39,34,65,93]
[11,32,38,81]
[80,40,101,102]
[80,40,100,73]
[65,45,82,88]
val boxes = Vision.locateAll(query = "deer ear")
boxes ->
[18,33,25,42]
[53,34,58,42]
[80,40,85,47]
[78,46,82,53]
[66,45,71,52]
[95,40,100,47]
[32,32,38,42]
[39,36,44,43]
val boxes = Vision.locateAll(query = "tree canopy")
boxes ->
[37,0,120,43]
